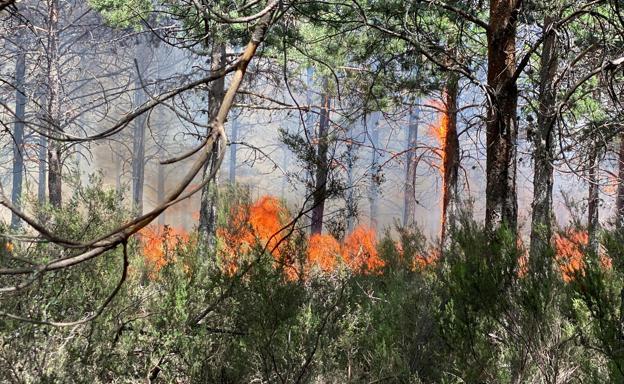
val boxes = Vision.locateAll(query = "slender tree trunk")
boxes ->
[131,40,150,216]
[368,112,381,229]
[616,131,624,228]
[46,0,62,208]
[485,0,520,232]
[441,75,460,249]
[198,41,226,247]
[38,133,47,204]
[114,150,123,194]
[229,116,238,184]
[10,33,26,228]
[403,105,419,228]
[346,122,358,233]
[157,166,165,226]
[529,16,559,262]
[303,66,317,225]
[588,144,600,254]
[310,84,331,235]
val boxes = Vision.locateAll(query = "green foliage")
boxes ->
[88,0,151,28]
[5,181,624,382]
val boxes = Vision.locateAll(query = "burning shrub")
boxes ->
[307,233,340,273]
[555,229,611,282]
[342,225,385,274]
[217,195,291,274]
[139,225,190,279]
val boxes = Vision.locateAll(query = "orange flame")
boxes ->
[217,195,291,274]
[307,233,340,273]
[427,98,449,176]
[554,229,611,282]
[216,197,388,278]
[411,248,439,271]
[604,173,619,195]
[139,225,189,279]
[342,226,385,273]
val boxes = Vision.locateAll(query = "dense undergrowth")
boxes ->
[1,180,624,383]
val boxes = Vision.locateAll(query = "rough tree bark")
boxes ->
[485,0,520,232]
[131,38,151,216]
[229,116,238,184]
[529,15,559,262]
[10,30,26,228]
[303,66,318,226]
[616,132,624,228]
[46,0,62,208]
[403,105,419,228]
[157,147,166,226]
[38,133,46,204]
[588,143,600,254]
[310,83,331,235]
[114,150,123,194]
[441,74,460,249]
[198,40,226,247]
[346,122,358,233]
[368,111,381,230]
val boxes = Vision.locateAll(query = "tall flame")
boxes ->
[217,195,290,274]
[427,98,449,176]
[139,225,189,279]
[342,226,385,273]
[554,229,611,282]
[216,197,387,278]
[307,233,340,273]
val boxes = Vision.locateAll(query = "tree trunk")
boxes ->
[10,33,26,228]
[229,116,238,184]
[345,122,358,233]
[616,132,624,228]
[403,105,419,228]
[441,74,460,249]
[198,41,226,247]
[368,111,381,230]
[588,144,600,254]
[157,150,166,226]
[38,133,47,204]
[131,40,150,216]
[47,0,62,208]
[114,150,123,194]
[485,0,520,232]
[529,16,559,262]
[310,84,331,235]
[303,66,317,226]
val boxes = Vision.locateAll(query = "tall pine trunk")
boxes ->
[46,0,62,208]
[229,116,238,184]
[588,143,600,254]
[345,122,358,233]
[403,105,419,228]
[529,16,559,262]
[441,75,460,249]
[10,31,26,228]
[616,132,624,228]
[485,0,520,232]
[368,112,381,229]
[131,39,150,216]
[38,133,47,204]
[310,83,331,235]
[198,41,226,247]
[157,147,166,226]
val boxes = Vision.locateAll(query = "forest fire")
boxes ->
[554,229,611,282]
[138,225,190,279]
[428,98,449,176]
[307,233,340,273]
[216,195,386,278]
[341,226,385,273]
